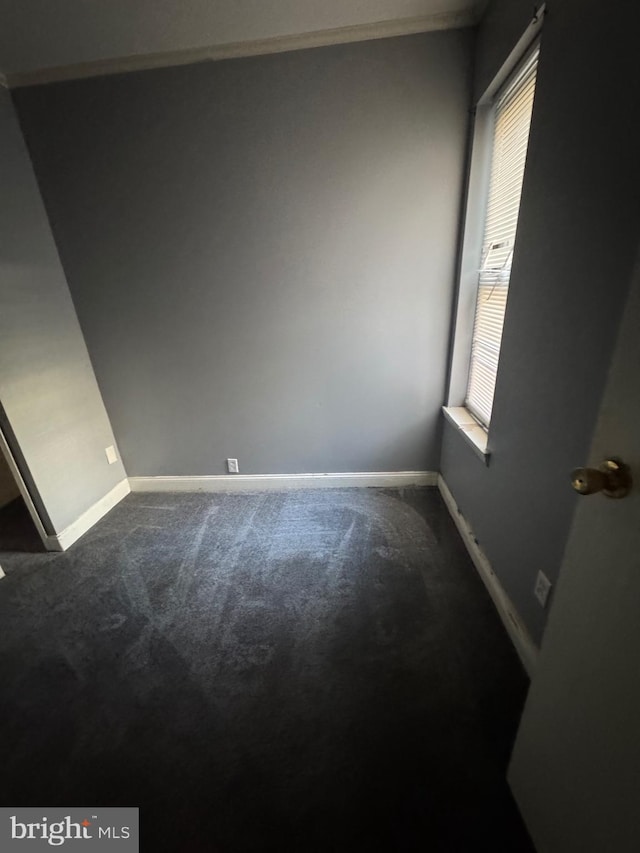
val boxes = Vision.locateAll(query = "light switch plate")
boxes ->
[105,445,118,465]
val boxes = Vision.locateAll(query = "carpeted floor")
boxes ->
[0,488,533,852]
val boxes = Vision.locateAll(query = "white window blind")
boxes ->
[465,45,539,427]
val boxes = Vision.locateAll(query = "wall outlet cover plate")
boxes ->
[534,570,552,608]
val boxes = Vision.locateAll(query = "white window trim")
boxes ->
[444,5,545,462]
[442,406,489,460]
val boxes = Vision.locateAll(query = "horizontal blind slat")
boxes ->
[465,44,539,428]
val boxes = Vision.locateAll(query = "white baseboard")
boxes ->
[129,471,437,493]
[437,475,538,677]
[0,564,5,580]
[45,479,131,552]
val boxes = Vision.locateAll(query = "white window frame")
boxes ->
[465,41,539,428]
[444,8,544,462]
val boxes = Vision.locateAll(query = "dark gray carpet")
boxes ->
[0,488,533,852]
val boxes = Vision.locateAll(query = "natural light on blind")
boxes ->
[465,45,539,427]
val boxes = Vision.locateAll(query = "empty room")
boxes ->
[0,0,638,850]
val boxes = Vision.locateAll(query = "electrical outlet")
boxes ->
[534,570,552,608]
[227,458,239,474]
[105,445,118,465]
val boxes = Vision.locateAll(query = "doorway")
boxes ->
[0,427,49,557]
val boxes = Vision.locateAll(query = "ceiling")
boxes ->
[0,0,484,86]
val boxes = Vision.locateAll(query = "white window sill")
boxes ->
[442,406,490,464]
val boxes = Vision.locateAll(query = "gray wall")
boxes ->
[0,87,126,534]
[13,31,473,477]
[441,0,640,644]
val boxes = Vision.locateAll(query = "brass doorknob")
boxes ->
[571,458,632,498]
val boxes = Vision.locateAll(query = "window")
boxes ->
[465,45,539,428]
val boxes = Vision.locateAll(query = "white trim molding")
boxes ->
[442,406,490,462]
[129,470,437,493]
[437,474,538,677]
[45,479,131,552]
[7,10,476,89]
[0,564,5,580]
